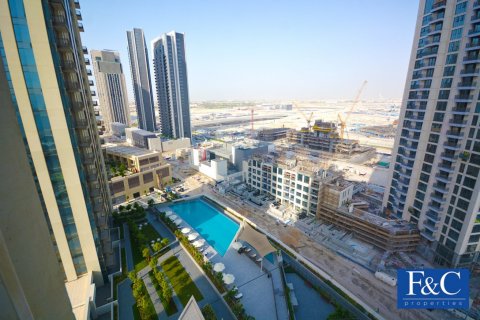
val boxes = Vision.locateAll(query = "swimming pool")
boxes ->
[168,198,239,256]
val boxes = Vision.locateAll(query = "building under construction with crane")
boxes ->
[286,119,361,155]
[287,81,368,155]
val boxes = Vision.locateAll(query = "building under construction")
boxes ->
[257,127,289,141]
[317,203,420,252]
[287,119,360,154]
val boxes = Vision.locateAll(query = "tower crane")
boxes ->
[338,80,368,141]
[296,107,314,131]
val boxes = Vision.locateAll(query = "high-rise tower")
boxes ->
[127,28,156,132]
[0,0,112,285]
[384,0,480,267]
[152,31,192,139]
[91,49,130,132]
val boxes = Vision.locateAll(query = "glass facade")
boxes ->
[4,0,87,275]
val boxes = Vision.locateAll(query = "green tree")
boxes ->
[153,242,162,252]
[201,304,217,320]
[231,302,244,317]
[149,258,157,270]
[161,238,169,247]
[126,204,132,210]
[147,199,155,207]
[162,279,172,303]
[142,247,151,261]
[128,271,136,283]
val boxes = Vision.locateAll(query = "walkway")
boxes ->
[146,210,176,243]
[123,223,134,272]
[118,279,135,320]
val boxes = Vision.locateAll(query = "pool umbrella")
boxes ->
[181,227,191,234]
[213,263,225,272]
[188,233,198,241]
[174,218,182,225]
[169,214,178,220]
[231,242,242,250]
[222,273,235,285]
[193,239,205,248]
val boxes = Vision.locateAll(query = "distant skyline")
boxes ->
[81,0,419,101]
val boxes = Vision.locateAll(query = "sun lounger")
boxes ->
[234,293,243,299]
[245,248,252,253]
[250,253,256,258]
[256,258,263,263]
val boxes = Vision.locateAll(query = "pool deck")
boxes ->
[156,198,289,320]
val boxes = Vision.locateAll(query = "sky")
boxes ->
[80,0,420,102]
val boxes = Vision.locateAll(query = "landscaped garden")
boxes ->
[157,210,254,320]
[161,256,203,306]
[149,258,177,315]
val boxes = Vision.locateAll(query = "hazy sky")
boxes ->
[80,0,419,101]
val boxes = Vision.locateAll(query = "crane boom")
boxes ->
[338,80,368,140]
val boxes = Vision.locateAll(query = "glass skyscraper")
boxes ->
[0,0,112,285]
[384,0,480,267]
[127,28,156,132]
[152,31,192,139]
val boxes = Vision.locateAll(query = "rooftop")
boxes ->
[126,127,157,137]
[104,144,159,157]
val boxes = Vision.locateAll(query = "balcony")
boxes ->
[443,141,461,150]
[82,45,88,54]
[78,22,84,32]
[451,107,470,115]
[52,15,67,28]
[449,118,468,127]
[430,193,446,203]
[74,0,80,8]
[81,153,95,165]
[466,42,480,51]
[88,80,94,86]
[70,100,85,110]
[435,173,451,184]
[91,90,96,96]
[432,183,449,194]
[445,130,463,138]
[77,139,91,148]
[424,222,438,232]
[431,0,446,11]
[84,57,90,65]
[61,60,76,71]
[66,81,81,92]
[457,81,477,89]
[440,152,457,161]
[463,55,480,63]
[56,38,72,51]
[472,14,480,23]
[420,230,436,241]
[468,27,480,37]
[74,118,88,128]
[460,68,480,76]
[454,94,473,102]
[438,163,454,173]
[75,9,82,21]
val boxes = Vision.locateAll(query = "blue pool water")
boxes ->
[169,198,239,256]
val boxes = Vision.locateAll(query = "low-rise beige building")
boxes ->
[103,145,172,204]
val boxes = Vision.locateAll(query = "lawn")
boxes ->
[149,271,178,315]
[161,256,204,306]
[142,224,162,243]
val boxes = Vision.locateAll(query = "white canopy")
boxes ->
[193,239,205,248]
[181,227,191,234]
[188,233,199,241]
[213,262,225,272]
[236,222,276,258]
[222,273,235,285]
